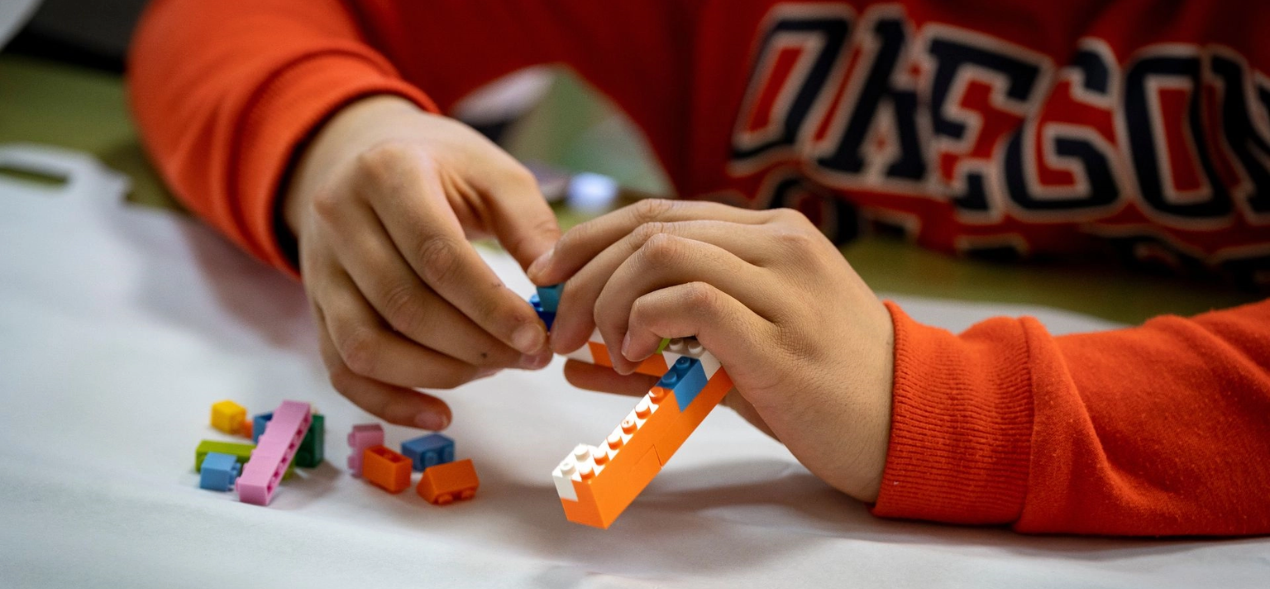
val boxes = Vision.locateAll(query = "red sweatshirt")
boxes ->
[128,0,1270,536]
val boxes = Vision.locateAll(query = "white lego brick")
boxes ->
[552,468,578,501]
[698,351,722,379]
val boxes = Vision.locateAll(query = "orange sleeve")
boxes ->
[127,0,695,274]
[872,299,1270,536]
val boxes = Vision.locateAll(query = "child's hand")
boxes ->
[283,96,557,430]
[528,200,895,502]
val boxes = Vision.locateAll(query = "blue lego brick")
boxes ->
[252,412,272,444]
[401,433,455,471]
[535,284,563,313]
[199,452,241,492]
[530,293,556,331]
[671,358,709,409]
[657,357,706,411]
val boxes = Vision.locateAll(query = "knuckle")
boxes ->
[632,221,669,244]
[641,232,683,265]
[415,235,463,286]
[380,282,426,335]
[310,188,344,224]
[356,141,415,175]
[631,198,675,225]
[337,328,381,376]
[681,282,718,313]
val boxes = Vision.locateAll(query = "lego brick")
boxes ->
[553,363,734,528]
[196,440,294,480]
[258,412,324,467]
[669,358,708,409]
[295,413,325,468]
[362,445,412,494]
[401,433,454,471]
[530,293,557,331]
[251,412,272,444]
[655,337,671,354]
[211,400,247,435]
[236,400,312,506]
[199,452,241,492]
[346,423,384,477]
[588,341,612,367]
[417,459,480,505]
[584,339,669,377]
[535,284,563,313]
[195,440,254,471]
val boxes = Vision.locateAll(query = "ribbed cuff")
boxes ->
[870,302,1035,525]
[237,50,437,277]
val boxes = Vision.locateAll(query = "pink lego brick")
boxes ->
[346,423,385,477]
[236,400,312,506]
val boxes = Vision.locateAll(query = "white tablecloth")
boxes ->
[0,145,1265,588]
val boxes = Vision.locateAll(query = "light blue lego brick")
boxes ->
[401,433,455,471]
[671,358,708,409]
[252,412,272,444]
[657,357,704,411]
[199,452,241,492]
[535,284,563,313]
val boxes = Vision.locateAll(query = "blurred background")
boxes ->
[1,0,670,220]
[0,0,1254,323]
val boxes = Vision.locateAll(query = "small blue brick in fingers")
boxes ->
[529,293,557,331]
[535,284,564,313]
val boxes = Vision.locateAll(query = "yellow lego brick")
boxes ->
[210,400,247,435]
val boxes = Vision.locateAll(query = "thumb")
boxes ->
[478,164,562,271]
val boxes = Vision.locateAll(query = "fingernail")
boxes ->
[620,332,632,359]
[414,412,447,431]
[519,350,553,370]
[512,324,546,355]
[527,247,554,280]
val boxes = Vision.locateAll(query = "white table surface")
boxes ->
[1,144,1266,588]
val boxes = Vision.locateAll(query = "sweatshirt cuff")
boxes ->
[870,302,1035,525]
[237,50,437,276]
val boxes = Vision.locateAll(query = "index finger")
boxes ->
[365,146,548,356]
[527,199,775,286]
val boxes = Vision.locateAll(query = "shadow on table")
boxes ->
[483,458,1240,579]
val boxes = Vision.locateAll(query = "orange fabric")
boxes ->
[128,0,1270,535]
[875,301,1270,535]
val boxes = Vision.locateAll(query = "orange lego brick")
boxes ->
[587,341,612,367]
[554,336,734,528]
[417,459,480,505]
[362,445,412,494]
[585,340,669,377]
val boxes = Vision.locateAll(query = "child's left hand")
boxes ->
[527,200,895,502]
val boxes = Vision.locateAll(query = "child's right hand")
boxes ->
[529,200,896,502]
[282,96,558,430]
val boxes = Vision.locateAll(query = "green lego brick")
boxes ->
[195,440,294,479]
[655,338,671,354]
[294,413,325,468]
